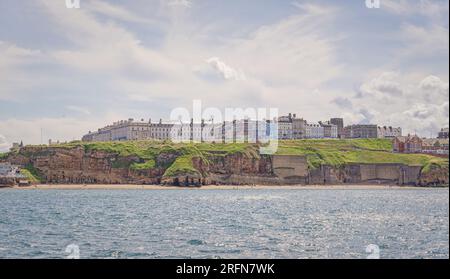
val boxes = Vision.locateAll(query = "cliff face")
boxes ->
[418,165,449,186]
[5,146,274,186]
[8,146,134,184]
[203,153,272,176]
[4,145,449,186]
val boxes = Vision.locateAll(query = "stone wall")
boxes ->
[205,153,272,175]
[272,155,308,179]
[359,164,403,183]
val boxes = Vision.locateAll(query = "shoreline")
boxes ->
[2,184,447,190]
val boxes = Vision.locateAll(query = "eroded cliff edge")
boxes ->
[1,140,448,186]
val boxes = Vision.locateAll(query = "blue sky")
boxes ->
[0,0,449,150]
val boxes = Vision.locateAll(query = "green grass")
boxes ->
[196,142,259,158]
[57,140,259,158]
[275,139,448,170]
[422,162,437,174]
[0,152,9,160]
[350,138,392,151]
[163,155,201,178]
[20,164,43,183]
[130,159,156,171]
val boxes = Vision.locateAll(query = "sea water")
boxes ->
[0,188,448,259]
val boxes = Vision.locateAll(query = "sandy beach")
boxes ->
[4,184,438,190]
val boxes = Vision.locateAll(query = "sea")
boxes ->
[0,188,448,259]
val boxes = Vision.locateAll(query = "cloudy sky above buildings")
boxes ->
[0,0,449,150]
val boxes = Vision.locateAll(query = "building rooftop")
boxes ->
[422,138,449,146]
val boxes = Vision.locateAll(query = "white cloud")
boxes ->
[0,116,126,145]
[86,1,158,24]
[420,75,448,89]
[403,103,435,119]
[0,41,40,58]
[0,134,10,152]
[341,111,366,125]
[168,0,192,8]
[383,0,449,19]
[401,23,449,56]
[39,0,342,110]
[1,1,448,143]
[206,57,247,81]
[341,72,449,136]
[66,106,91,115]
[419,75,450,104]
[0,1,346,142]
[238,9,340,87]
[0,41,45,101]
[290,2,336,15]
[201,3,343,114]
[359,72,403,98]
[332,97,353,109]
[378,0,449,73]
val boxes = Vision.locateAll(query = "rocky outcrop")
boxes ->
[0,177,16,187]
[418,165,449,186]
[4,146,448,186]
[7,146,161,184]
[204,153,272,175]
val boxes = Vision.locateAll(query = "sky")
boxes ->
[0,0,449,151]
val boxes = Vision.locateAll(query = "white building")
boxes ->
[0,163,21,178]
[377,126,402,139]
[277,116,293,140]
[319,121,338,138]
[82,119,174,142]
[305,123,324,138]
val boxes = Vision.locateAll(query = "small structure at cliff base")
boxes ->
[0,162,28,187]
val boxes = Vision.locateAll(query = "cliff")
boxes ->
[1,139,448,186]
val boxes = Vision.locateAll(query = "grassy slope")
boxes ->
[30,139,448,176]
[163,155,201,177]
[20,164,43,183]
[0,152,9,160]
[276,139,448,171]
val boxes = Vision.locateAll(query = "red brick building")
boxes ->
[422,138,449,155]
[392,135,423,153]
